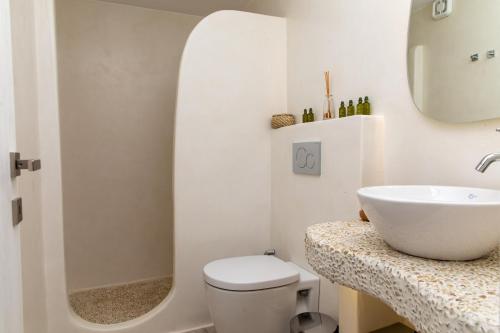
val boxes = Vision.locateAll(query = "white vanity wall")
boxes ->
[244,0,500,321]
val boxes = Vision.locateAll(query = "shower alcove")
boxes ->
[23,0,286,331]
[55,0,200,324]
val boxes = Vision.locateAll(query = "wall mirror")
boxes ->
[408,0,500,123]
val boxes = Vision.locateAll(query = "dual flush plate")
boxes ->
[293,141,321,176]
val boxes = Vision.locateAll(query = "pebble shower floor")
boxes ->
[69,277,172,324]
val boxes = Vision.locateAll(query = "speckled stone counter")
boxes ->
[305,221,500,333]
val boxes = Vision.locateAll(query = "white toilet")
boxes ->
[203,255,319,333]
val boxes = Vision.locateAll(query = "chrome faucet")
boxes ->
[476,153,500,173]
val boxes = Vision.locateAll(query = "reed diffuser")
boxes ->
[323,71,335,120]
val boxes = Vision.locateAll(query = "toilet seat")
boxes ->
[203,255,300,291]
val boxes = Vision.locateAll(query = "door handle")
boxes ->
[10,152,42,178]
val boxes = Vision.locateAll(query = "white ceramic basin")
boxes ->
[357,186,500,260]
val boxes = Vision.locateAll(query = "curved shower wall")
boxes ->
[172,9,286,329]
[36,6,286,333]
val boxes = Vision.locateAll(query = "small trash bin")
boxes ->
[290,312,339,333]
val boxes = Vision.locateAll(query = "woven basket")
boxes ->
[271,114,296,129]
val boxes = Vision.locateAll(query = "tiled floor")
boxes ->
[69,277,172,324]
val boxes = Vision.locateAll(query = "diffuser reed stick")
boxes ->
[324,71,331,96]
[323,71,334,119]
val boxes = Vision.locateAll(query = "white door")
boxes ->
[0,0,24,332]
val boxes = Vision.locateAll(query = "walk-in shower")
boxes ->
[54,0,199,324]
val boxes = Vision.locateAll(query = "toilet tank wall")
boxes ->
[271,116,385,321]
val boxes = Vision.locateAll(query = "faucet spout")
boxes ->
[476,153,500,173]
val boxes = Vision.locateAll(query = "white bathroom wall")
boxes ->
[36,9,286,333]
[408,0,500,122]
[244,0,500,188]
[271,116,384,320]
[55,0,201,291]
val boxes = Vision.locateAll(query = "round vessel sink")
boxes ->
[357,186,500,260]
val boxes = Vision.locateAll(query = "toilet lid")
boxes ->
[203,255,300,291]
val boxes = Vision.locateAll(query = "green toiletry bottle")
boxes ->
[339,101,346,118]
[356,97,364,115]
[307,108,315,122]
[303,109,308,123]
[347,100,355,116]
[363,96,371,115]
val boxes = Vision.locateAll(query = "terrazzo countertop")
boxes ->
[305,221,500,333]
